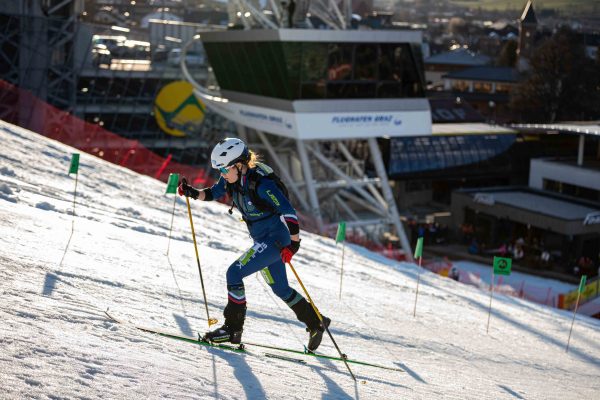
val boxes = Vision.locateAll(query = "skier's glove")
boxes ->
[178,178,200,200]
[280,239,301,264]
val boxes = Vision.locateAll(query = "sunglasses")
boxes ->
[219,166,233,175]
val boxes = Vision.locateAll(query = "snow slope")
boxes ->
[0,119,599,399]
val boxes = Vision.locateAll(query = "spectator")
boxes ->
[541,250,551,265]
[468,238,479,255]
[449,266,460,281]
[513,244,524,260]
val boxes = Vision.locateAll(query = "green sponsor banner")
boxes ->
[414,237,423,259]
[493,256,512,275]
[69,153,80,174]
[336,221,346,243]
[165,173,179,194]
[579,275,587,293]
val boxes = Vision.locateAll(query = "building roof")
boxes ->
[443,66,520,83]
[521,0,538,25]
[454,187,600,236]
[425,48,491,66]
[511,123,600,136]
[432,123,515,135]
[485,190,597,220]
[389,132,516,175]
[429,98,485,123]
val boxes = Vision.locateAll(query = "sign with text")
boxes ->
[583,212,600,226]
[195,91,432,139]
[474,193,495,206]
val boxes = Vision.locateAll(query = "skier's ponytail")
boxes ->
[248,150,260,168]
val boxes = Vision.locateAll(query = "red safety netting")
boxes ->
[0,79,416,264]
[0,79,210,186]
[421,260,560,308]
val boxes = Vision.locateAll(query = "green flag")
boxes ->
[165,173,180,194]
[69,153,80,174]
[579,275,587,293]
[335,221,346,244]
[414,237,423,259]
[493,256,512,275]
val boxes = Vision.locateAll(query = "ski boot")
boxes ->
[307,316,331,352]
[290,296,331,352]
[203,298,246,345]
[202,325,243,344]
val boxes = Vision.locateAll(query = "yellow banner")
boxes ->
[561,281,599,309]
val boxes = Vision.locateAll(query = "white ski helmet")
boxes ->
[210,138,249,169]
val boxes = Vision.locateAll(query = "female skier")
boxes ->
[178,138,330,351]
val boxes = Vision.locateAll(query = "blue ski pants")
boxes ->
[226,229,297,305]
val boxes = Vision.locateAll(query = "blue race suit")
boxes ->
[205,168,303,308]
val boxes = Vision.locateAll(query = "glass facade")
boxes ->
[388,134,516,175]
[203,41,426,100]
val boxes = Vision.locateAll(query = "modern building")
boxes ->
[451,124,600,276]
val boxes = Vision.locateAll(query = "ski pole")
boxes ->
[185,196,218,328]
[286,259,356,381]
[166,195,176,256]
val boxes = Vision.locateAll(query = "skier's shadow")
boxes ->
[314,365,355,400]
[207,348,266,399]
[313,359,410,398]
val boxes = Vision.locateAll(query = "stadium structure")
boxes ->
[0,0,520,259]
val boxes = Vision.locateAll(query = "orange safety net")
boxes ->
[0,79,211,186]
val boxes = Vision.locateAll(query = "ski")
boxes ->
[104,310,402,373]
[104,310,247,354]
[264,353,307,365]
[243,340,403,372]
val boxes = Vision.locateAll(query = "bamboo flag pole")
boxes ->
[68,153,80,232]
[336,221,346,300]
[412,236,424,317]
[164,173,179,256]
[486,269,495,334]
[487,256,512,334]
[566,275,587,352]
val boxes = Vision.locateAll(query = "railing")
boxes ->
[422,257,571,309]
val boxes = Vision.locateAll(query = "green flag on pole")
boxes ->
[69,153,80,174]
[578,275,587,293]
[335,221,346,244]
[493,256,512,275]
[166,173,180,194]
[414,237,423,259]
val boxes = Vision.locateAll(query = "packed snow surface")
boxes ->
[0,120,599,399]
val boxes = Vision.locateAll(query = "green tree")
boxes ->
[510,27,600,122]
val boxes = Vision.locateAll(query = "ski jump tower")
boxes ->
[181,2,432,260]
